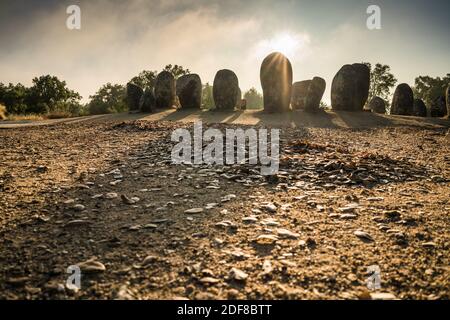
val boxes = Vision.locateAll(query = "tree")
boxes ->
[0,83,29,114]
[129,70,158,91]
[243,87,263,109]
[88,83,126,115]
[129,65,190,90]
[163,64,190,79]
[27,75,81,114]
[201,83,214,109]
[413,74,450,108]
[363,62,397,109]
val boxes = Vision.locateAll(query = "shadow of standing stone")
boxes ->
[260,52,293,113]
[391,83,414,115]
[213,69,239,111]
[155,71,176,109]
[176,74,202,109]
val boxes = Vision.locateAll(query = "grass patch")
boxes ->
[5,114,45,121]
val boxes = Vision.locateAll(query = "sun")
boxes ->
[256,32,305,58]
[268,33,299,56]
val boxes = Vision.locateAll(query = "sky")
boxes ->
[0,0,449,104]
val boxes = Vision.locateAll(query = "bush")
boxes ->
[34,102,50,114]
[88,83,127,115]
[0,104,6,120]
[52,100,86,117]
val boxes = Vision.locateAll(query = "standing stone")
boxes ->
[304,77,326,112]
[368,96,386,114]
[235,88,242,109]
[139,88,155,113]
[352,63,370,111]
[430,96,447,117]
[126,83,144,112]
[391,83,414,115]
[176,74,202,109]
[331,64,370,112]
[154,71,176,109]
[331,65,356,111]
[213,69,239,111]
[412,98,427,117]
[240,99,247,110]
[291,80,311,110]
[260,52,293,112]
[447,85,450,117]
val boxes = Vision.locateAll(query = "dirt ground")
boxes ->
[0,110,449,300]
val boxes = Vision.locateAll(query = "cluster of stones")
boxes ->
[126,53,449,118]
[389,83,448,117]
[126,71,198,113]
[125,68,244,113]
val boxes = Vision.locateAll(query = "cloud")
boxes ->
[1,0,448,105]
[0,1,262,101]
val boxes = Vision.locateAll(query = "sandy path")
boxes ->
[1,109,449,130]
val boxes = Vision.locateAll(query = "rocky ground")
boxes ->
[0,116,449,300]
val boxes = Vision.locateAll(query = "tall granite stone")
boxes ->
[391,83,414,115]
[213,69,239,111]
[154,71,176,109]
[412,99,427,117]
[368,96,386,114]
[304,77,326,112]
[331,65,356,111]
[235,88,242,109]
[291,80,311,110]
[430,96,447,117]
[139,88,155,113]
[176,74,202,109]
[331,64,370,111]
[126,82,144,112]
[352,63,370,111]
[260,52,293,112]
